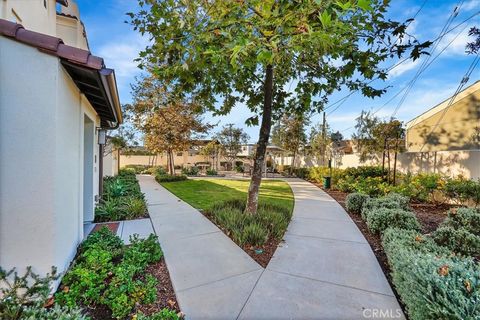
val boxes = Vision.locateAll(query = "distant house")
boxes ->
[0,0,122,278]
[406,81,480,152]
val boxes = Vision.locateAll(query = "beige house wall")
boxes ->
[120,153,221,169]
[0,0,57,36]
[406,82,480,152]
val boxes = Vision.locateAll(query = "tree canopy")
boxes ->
[214,124,249,166]
[129,0,430,213]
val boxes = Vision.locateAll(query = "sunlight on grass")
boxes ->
[160,178,294,211]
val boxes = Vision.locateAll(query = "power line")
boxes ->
[417,53,480,153]
[324,5,480,117]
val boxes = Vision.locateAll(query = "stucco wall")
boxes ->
[0,37,57,275]
[406,85,480,152]
[0,38,101,277]
[0,0,57,36]
[120,153,217,168]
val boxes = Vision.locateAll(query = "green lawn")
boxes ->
[160,178,294,211]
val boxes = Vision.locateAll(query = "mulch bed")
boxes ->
[200,210,282,268]
[315,185,454,316]
[243,238,282,268]
[136,259,181,316]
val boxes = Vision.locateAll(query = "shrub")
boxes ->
[445,177,480,206]
[385,193,410,209]
[361,196,408,220]
[365,208,421,234]
[207,199,292,247]
[0,267,88,320]
[206,169,218,176]
[441,208,480,236]
[343,166,386,179]
[182,166,200,176]
[96,173,147,222]
[241,223,268,246]
[124,197,147,219]
[125,164,150,174]
[155,174,188,183]
[80,226,123,253]
[307,166,344,185]
[293,167,310,179]
[345,193,369,213]
[136,309,181,320]
[56,229,166,319]
[382,228,480,320]
[432,226,480,256]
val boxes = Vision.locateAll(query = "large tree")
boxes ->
[271,114,308,173]
[129,0,430,214]
[215,124,249,170]
[129,74,211,174]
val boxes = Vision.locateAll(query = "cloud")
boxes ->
[438,25,472,56]
[462,0,479,12]
[388,58,421,78]
[96,34,150,102]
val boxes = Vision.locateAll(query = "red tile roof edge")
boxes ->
[0,19,104,70]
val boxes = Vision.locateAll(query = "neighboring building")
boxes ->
[120,140,222,170]
[406,81,480,152]
[0,0,122,278]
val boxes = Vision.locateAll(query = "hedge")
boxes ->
[382,228,480,320]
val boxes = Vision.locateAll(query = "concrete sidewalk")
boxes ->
[137,175,263,320]
[239,179,404,320]
[139,175,403,320]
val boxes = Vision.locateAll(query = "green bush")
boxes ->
[432,226,480,256]
[206,169,218,176]
[124,164,150,174]
[382,228,480,320]
[345,193,369,213]
[155,174,188,183]
[136,309,181,320]
[0,267,88,320]
[241,223,268,246]
[385,193,410,209]
[445,177,480,206]
[182,166,200,176]
[365,207,421,234]
[343,166,386,179]
[293,167,310,179]
[207,199,292,247]
[307,166,344,185]
[56,229,167,319]
[361,196,408,220]
[441,208,480,236]
[96,173,147,222]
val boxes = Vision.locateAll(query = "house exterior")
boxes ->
[0,0,122,278]
[406,81,480,152]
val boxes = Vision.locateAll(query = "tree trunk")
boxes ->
[290,150,296,176]
[381,138,387,181]
[168,150,175,175]
[245,65,274,215]
[393,139,399,185]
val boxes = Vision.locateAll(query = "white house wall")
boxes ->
[0,37,101,277]
[0,38,58,275]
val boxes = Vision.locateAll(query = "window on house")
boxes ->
[177,152,183,156]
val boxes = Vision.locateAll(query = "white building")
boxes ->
[0,0,122,278]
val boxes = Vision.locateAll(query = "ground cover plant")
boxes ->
[55,227,180,320]
[0,266,88,319]
[159,178,293,266]
[382,228,480,320]
[95,169,147,222]
[317,170,480,320]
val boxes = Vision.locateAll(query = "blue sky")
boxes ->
[76,0,480,142]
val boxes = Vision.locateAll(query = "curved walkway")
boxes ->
[138,175,404,320]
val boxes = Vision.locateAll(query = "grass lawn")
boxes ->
[160,178,294,211]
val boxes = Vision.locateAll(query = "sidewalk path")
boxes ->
[239,178,404,320]
[137,175,262,320]
[139,175,404,320]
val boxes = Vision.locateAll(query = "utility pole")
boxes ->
[322,111,327,166]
